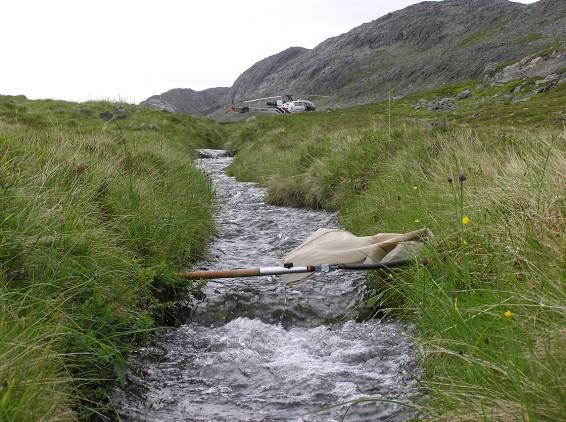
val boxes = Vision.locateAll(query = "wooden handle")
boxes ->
[183,268,261,280]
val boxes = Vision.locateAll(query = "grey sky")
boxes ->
[0,0,538,103]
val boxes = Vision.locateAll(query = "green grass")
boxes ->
[0,96,224,419]
[225,86,565,419]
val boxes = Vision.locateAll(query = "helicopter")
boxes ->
[225,94,330,115]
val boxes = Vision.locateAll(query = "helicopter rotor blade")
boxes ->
[242,95,283,104]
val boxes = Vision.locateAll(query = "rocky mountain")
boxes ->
[143,87,229,115]
[144,0,566,119]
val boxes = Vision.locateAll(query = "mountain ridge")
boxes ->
[144,86,230,115]
[143,0,566,119]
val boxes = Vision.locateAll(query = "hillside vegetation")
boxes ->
[226,85,565,419]
[0,96,223,419]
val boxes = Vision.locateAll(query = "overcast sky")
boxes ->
[0,0,538,103]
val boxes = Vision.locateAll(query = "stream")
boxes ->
[112,152,420,421]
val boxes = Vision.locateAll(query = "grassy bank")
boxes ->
[0,96,223,419]
[226,89,565,419]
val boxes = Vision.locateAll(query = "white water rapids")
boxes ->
[112,154,420,421]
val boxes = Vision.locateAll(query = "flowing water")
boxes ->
[112,153,420,421]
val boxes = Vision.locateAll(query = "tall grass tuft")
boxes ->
[0,96,224,418]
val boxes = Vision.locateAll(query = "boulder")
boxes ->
[543,73,560,84]
[455,89,473,100]
[483,62,499,77]
[532,73,561,93]
[512,82,529,94]
[490,51,566,85]
[113,107,128,120]
[99,111,113,122]
[429,98,456,112]
[413,97,456,112]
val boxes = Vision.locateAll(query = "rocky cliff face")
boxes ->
[145,0,566,119]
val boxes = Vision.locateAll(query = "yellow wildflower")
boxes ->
[504,310,513,318]
[414,219,421,224]
[462,215,471,225]
[412,186,417,191]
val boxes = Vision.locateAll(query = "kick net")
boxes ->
[281,227,432,283]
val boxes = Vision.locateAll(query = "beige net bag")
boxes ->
[281,227,432,283]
